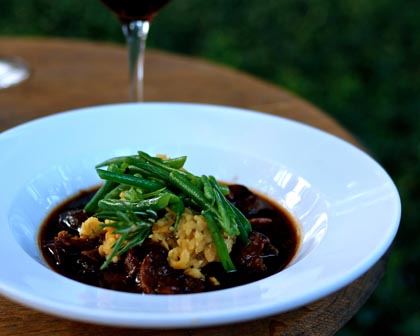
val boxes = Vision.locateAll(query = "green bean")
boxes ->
[125,157,170,180]
[98,193,179,212]
[84,164,122,213]
[95,155,135,168]
[233,205,251,238]
[168,170,210,209]
[201,175,216,203]
[103,184,130,200]
[96,168,164,191]
[210,176,249,241]
[203,211,236,272]
[214,189,238,236]
[84,180,116,214]
[162,156,187,169]
[170,199,185,232]
[218,184,230,196]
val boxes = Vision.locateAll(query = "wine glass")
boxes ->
[0,56,30,89]
[99,0,172,102]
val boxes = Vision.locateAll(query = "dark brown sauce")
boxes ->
[39,184,300,294]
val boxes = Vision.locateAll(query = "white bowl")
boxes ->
[0,102,401,328]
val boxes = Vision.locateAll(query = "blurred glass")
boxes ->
[0,56,30,89]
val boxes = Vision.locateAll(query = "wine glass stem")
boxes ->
[122,20,150,102]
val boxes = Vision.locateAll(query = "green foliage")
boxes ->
[1,0,418,334]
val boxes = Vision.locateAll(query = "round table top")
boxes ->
[0,37,386,336]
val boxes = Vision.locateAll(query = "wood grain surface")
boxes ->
[0,37,386,336]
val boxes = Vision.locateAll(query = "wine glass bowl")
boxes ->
[99,0,172,102]
[100,0,172,22]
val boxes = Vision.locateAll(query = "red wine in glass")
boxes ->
[99,0,172,101]
[100,0,172,23]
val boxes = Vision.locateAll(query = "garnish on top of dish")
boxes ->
[40,151,299,294]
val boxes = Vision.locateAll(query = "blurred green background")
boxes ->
[1,1,418,334]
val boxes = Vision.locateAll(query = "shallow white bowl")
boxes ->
[0,103,401,328]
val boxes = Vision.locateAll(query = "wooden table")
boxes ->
[0,37,386,336]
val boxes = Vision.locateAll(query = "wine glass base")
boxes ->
[0,57,30,89]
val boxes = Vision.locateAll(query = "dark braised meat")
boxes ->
[45,230,100,266]
[57,209,90,235]
[227,184,275,218]
[139,246,206,294]
[233,231,279,272]
[124,248,143,282]
[42,230,103,286]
